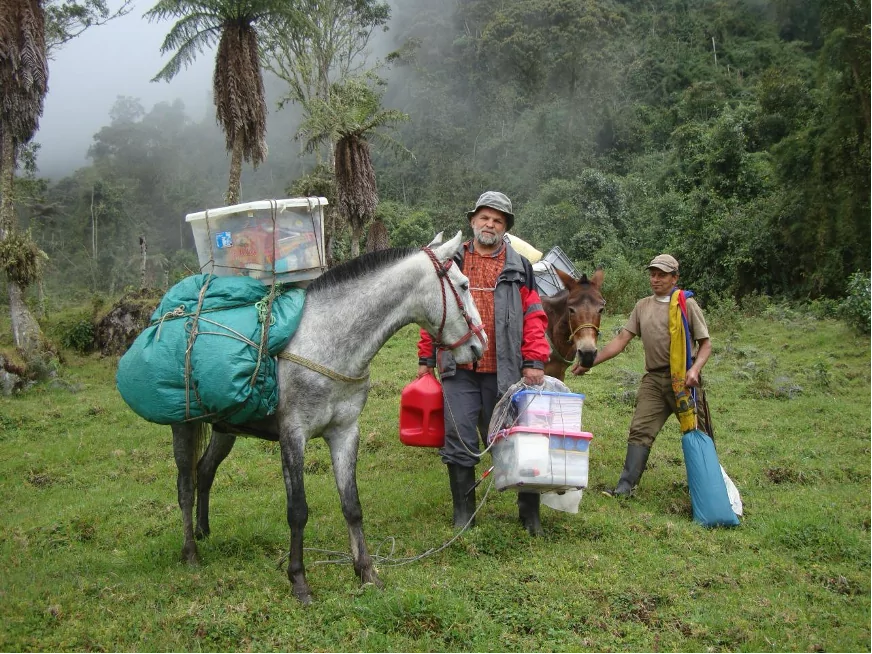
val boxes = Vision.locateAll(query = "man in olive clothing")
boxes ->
[573,254,712,496]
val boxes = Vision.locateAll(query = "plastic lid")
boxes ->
[512,389,585,400]
[503,426,593,439]
[185,197,329,222]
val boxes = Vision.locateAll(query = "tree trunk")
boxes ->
[350,222,362,258]
[139,235,147,289]
[227,131,244,205]
[1,130,45,354]
[0,130,15,236]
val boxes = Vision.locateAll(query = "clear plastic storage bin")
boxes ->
[186,197,327,285]
[513,389,585,432]
[531,246,580,296]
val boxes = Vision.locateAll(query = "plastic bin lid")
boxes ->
[512,389,585,401]
[185,197,328,222]
[502,426,593,439]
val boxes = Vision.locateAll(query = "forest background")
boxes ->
[4,0,870,323]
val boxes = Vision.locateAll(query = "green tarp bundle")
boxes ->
[117,274,306,425]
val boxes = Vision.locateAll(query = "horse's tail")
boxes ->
[192,421,211,491]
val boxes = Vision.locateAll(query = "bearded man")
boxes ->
[417,191,550,535]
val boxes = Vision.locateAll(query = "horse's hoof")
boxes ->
[525,522,544,537]
[194,527,209,540]
[359,568,384,590]
[292,583,313,605]
[181,545,200,565]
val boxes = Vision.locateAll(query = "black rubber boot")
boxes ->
[604,444,651,497]
[517,492,543,536]
[447,464,477,528]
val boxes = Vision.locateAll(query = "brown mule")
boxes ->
[541,268,606,381]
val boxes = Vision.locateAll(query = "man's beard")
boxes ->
[473,227,502,247]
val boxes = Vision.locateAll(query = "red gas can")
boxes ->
[399,374,445,447]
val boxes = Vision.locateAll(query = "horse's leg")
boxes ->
[326,423,383,590]
[278,428,313,604]
[195,429,236,539]
[171,423,200,564]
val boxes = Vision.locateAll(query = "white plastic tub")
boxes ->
[491,427,593,493]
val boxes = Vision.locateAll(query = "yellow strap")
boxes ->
[669,290,697,433]
[277,351,369,384]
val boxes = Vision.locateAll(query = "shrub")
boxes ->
[48,310,95,353]
[838,271,870,334]
[706,291,741,332]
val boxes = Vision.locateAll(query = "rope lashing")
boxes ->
[155,305,186,341]
[277,351,369,384]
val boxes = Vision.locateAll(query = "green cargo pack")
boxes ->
[116,274,306,425]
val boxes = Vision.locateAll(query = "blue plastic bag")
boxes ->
[681,429,740,527]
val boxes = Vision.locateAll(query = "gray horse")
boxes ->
[170,232,485,603]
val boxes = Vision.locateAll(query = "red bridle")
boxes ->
[421,247,486,351]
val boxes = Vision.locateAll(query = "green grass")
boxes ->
[0,312,869,651]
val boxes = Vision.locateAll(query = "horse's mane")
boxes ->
[309,247,419,292]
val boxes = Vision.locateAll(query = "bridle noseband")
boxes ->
[568,321,600,341]
[421,247,486,351]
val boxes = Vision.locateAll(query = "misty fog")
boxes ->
[36,0,410,180]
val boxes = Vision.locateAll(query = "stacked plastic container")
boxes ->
[491,390,592,493]
[531,246,580,296]
[185,198,328,285]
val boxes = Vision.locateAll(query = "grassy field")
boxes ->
[0,307,869,652]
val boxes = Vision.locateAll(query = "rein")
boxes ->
[420,246,486,350]
[279,247,481,384]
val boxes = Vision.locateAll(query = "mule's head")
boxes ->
[556,267,605,369]
[421,231,487,364]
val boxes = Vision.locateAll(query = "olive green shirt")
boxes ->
[624,295,709,371]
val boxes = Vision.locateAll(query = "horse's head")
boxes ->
[552,267,605,369]
[421,231,487,364]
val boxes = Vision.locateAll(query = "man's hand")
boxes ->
[417,365,435,379]
[685,367,701,387]
[522,367,545,386]
[571,362,590,376]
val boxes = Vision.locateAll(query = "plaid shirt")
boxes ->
[457,245,506,373]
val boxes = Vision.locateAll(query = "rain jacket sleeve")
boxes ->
[418,329,436,367]
[519,284,550,369]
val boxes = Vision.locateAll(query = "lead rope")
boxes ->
[279,381,552,572]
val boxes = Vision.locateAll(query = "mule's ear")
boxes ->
[427,231,445,248]
[555,267,577,289]
[433,231,464,261]
[590,267,605,288]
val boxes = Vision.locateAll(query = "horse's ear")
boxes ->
[427,231,445,248]
[590,267,605,289]
[555,267,577,289]
[433,231,464,261]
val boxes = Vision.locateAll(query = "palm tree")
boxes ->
[146,0,289,205]
[0,0,49,354]
[298,74,410,258]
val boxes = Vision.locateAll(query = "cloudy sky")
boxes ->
[38,0,213,178]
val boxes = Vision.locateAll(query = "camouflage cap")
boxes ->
[466,191,515,230]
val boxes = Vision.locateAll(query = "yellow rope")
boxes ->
[277,351,368,383]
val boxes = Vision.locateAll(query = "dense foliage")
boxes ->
[7,0,870,310]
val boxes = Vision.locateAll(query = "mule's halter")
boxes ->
[421,247,486,350]
[568,322,600,342]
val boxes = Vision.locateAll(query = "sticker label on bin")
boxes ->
[215,231,232,249]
